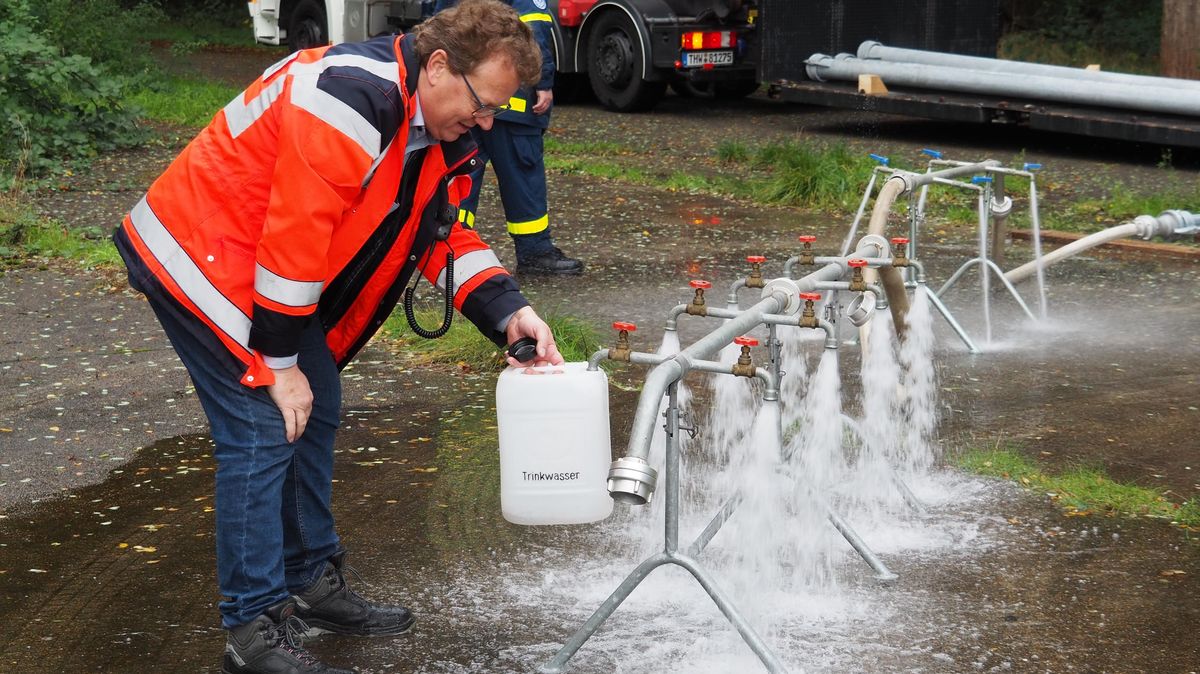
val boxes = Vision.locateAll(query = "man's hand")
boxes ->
[505,306,564,366]
[532,89,553,115]
[267,365,313,443]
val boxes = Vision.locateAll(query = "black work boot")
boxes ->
[294,552,415,637]
[516,246,583,276]
[222,598,354,674]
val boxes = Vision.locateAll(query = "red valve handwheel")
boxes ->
[733,336,759,347]
[689,279,712,289]
[798,235,817,243]
[746,255,766,264]
[891,236,910,244]
[799,292,822,301]
[848,258,868,268]
[612,321,637,332]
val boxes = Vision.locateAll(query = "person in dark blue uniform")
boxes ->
[435,0,583,275]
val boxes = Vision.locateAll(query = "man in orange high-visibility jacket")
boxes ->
[114,2,562,672]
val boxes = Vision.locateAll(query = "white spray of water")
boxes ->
[778,323,811,434]
[627,329,696,557]
[767,348,846,590]
[849,309,907,515]
[707,340,760,472]
[896,290,940,475]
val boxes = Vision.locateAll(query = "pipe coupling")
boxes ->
[1158,210,1200,238]
[760,277,803,315]
[846,292,877,327]
[857,40,883,59]
[607,456,659,505]
[805,53,833,81]
[1133,214,1161,240]
[856,234,891,259]
[991,195,1013,218]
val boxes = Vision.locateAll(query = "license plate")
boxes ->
[682,50,734,68]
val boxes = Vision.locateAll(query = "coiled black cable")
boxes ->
[403,251,454,338]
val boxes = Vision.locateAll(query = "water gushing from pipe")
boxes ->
[897,290,939,476]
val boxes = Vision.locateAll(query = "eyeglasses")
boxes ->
[461,73,509,117]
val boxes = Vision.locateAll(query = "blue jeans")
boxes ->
[141,285,342,628]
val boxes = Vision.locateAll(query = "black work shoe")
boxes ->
[516,247,583,276]
[294,552,415,637]
[222,598,354,674]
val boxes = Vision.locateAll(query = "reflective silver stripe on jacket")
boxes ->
[436,249,503,297]
[224,53,401,146]
[128,197,252,350]
[290,74,382,160]
[255,263,323,308]
[223,77,287,138]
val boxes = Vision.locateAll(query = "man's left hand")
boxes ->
[504,306,564,366]
[532,89,553,115]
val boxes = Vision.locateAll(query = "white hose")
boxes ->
[1003,223,1140,284]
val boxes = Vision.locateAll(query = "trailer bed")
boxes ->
[769,79,1200,149]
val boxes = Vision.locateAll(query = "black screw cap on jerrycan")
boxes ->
[507,337,539,363]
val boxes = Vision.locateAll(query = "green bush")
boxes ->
[31,0,164,77]
[1001,0,1161,73]
[0,0,142,183]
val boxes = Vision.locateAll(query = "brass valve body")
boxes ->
[731,346,756,377]
[609,331,633,361]
[849,267,867,292]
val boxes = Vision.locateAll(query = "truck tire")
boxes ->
[288,0,328,52]
[586,10,665,112]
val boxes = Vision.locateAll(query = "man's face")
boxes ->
[418,49,520,142]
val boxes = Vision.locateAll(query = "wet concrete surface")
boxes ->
[4,49,1200,673]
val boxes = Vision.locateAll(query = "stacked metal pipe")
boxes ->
[804,41,1200,118]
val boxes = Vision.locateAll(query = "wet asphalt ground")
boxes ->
[3,50,1199,673]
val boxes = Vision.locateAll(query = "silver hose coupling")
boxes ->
[607,456,659,505]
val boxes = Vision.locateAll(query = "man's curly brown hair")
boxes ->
[412,0,542,88]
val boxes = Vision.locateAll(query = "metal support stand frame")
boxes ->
[936,181,1037,343]
[541,374,900,673]
[539,383,790,674]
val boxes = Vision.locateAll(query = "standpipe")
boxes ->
[864,161,1000,336]
[607,238,884,505]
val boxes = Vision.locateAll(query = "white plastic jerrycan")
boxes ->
[495,362,614,525]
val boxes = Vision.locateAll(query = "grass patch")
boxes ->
[544,155,655,184]
[128,75,239,128]
[716,140,750,163]
[749,142,875,211]
[0,193,118,267]
[956,446,1200,531]
[957,446,1039,481]
[549,136,876,213]
[1038,178,1200,233]
[381,309,604,372]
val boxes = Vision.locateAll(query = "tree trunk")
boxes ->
[1162,0,1200,79]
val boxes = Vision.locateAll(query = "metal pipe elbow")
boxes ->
[665,304,689,331]
[587,348,609,370]
[754,367,779,400]
[782,255,801,277]
[606,359,683,505]
[817,318,838,349]
[907,259,929,284]
[726,278,748,307]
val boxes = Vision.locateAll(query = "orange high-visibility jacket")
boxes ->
[115,35,527,387]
